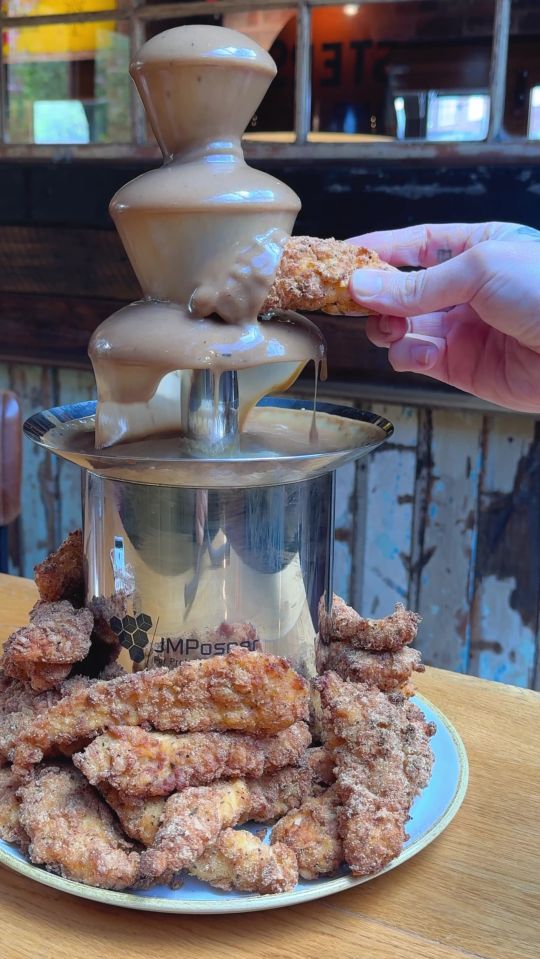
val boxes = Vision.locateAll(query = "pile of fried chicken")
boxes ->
[0,531,435,896]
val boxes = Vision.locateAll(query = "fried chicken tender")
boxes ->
[1,601,93,692]
[0,674,61,767]
[0,767,28,848]
[319,595,421,652]
[190,828,298,894]
[315,636,424,693]
[18,766,140,889]
[140,780,251,880]
[104,759,325,851]
[13,648,309,774]
[99,785,165,847]
[271,785,343,880]
[34,530,84,607]
[73,721,311,798]
[262,236,394,316]
[336,771,407,876]
[306,746,335,787]
[401,700,437,797]
[246,763,313,822]
[315,672,435,877]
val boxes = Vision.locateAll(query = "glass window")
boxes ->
[225,8,296,139]
[310,1,494,141]
[4,22,131,143]
[504,16,540,139]
[529,87,540,140]
[1,0,122,15]
[143,9,296,145]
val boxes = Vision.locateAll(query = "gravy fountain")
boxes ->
[24,25,393,675]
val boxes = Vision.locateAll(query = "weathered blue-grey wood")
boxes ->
[408,408,485,673]
[56,369,96,539]
[2,359,540,689]
[0,362,58,577]
[333,461,355,604]
[359,403,417,618]
[471,414,540,688]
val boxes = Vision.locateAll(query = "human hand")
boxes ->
[348,222,540,413]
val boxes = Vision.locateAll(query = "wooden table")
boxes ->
[0,574,538,959]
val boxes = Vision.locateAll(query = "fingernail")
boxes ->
[379,316,391,334]
[411,343,439,368]
[351,269,385,298]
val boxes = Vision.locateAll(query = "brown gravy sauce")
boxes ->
[89,25,326,452]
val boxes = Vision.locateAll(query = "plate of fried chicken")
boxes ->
[0,532,467,914]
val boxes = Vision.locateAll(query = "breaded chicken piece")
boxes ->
[315,672,435,876]
[190,828,298,894]
[336,770,407,876]
[1,601,93,692]
[73,721,311,798]
[99,785,165,847]
[401,700,437,798]
[308,682,324,745]
[315,636,424,693]
[319,595,421,652]
[262,236,394,316]
[101,759,326,851]
[0,674,61,767]
[18,765,140,889]
[245,763,314,822]
[140,780,251,880]
[271,785,343,880]
[306,746,335,788]
[0,767,28,847]
[13,648,309,774]
[34,530,84,607]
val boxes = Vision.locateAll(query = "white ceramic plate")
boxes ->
[0,694,468,914]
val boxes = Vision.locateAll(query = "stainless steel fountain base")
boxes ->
[84,470,334,676]
[25,398,393,676]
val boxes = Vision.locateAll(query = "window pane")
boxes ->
[143,9,296,144]
[529,87,540,140]
[223,9,296,138]
[1,0,124,17]
[310,1,494,141]
[504,9,540,139]
[4,22,131,143]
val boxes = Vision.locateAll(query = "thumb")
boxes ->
[349,247,486,317]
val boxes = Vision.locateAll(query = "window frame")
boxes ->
[1,0,535,161]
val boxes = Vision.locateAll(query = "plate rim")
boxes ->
[0,693,469,915]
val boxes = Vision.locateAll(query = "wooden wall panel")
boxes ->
[409,409,484,673]
[357,404,418,618]
[56,370,96,540]
[470,416,540,688]
[1,363,59,577]
[333,462,356,604]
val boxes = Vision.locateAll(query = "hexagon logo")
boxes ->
[109,611,153,664]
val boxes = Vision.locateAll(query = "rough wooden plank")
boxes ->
[411,408,484,673]
[471,415,540,688]
[56,368,96,540]
[8,364,59,577]
[0,226,136,300]
[333,461,355,603]
[358,404,418,617]
[0,292,119,368]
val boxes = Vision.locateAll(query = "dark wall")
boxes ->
[0,158,539,392]
[1,159,539,234]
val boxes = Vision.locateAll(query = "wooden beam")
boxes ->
[487,0,512,141]
[1,139,539,164]
[294,2,312,145]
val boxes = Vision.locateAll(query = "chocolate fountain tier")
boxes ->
[24,400,393,490]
